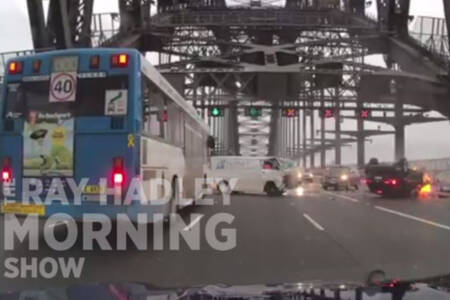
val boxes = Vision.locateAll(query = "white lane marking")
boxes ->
[375,206,450,231]
[303,213,325,231]
[183,215,203,231]
[323,191,360,203]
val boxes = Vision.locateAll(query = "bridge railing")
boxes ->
[409,16,449,64]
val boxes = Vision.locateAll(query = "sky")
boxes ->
[0,0,449,164]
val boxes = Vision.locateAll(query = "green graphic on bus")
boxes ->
[23,111,74,177]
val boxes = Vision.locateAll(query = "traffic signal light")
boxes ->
[283,107,298,117]
[209,107,224,117]
[245,106,262,118]
[319,108,337,118]
[359,109,371,119]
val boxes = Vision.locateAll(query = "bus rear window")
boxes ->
[3,76,128,118]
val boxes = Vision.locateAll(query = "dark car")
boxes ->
[365,159,424,197]
[322,166,360,191]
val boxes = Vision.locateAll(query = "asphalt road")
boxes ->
[1,183,450,292]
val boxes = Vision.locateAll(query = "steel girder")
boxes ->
[151,8,379,29]
[27,0,94,49]
[119,0,151,32]
[376,0,410,34]
[150,22,447,157]
[445,1,450,50]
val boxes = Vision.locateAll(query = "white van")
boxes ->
[208,156,286,196]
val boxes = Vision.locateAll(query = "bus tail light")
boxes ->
[32,60,41,73]
[111,54,129,68]
[112,157,125,185]
[8,61,23,75]
[2,157,12,183]
[90,55,100,69]
[114,172,124,185]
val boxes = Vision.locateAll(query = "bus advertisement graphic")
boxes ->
[23,111,74,177]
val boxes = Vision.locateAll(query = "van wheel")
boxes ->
[265,182,281,197]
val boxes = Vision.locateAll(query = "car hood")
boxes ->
[2,278,450,300]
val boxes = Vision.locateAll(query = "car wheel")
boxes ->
[354,184,359,190]
[322,185,328,191]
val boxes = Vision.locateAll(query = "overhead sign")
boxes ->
[49,72,77,103]
[105,90,128,115]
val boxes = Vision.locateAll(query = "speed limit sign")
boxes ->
[49,72,77,102]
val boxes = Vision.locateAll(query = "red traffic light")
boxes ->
[320,108,336,118]
[360,109,371,119]
[283,108,298,118]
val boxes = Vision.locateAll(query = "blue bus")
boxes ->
[0,48,211,222]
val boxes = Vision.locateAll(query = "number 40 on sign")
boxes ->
[49,72,77,103]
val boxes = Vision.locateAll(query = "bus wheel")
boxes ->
[170,177,180,215]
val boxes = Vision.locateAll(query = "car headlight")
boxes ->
[297,172,302,179]
[309,173,314,178]
[340,174,348,181]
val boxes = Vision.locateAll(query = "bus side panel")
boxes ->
[183,118,207,200]
[0,135,22,200]
[140,136,185,200]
